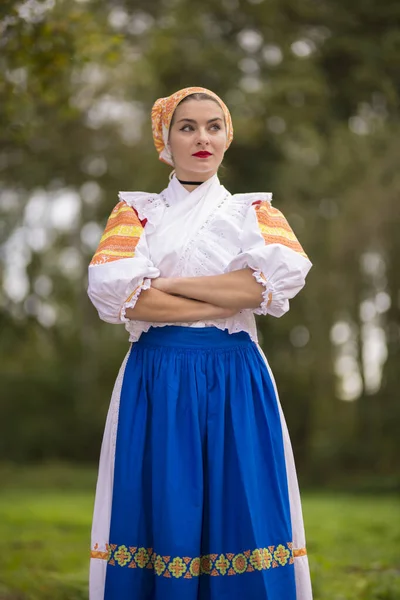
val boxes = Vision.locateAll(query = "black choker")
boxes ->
[177,179,204,185]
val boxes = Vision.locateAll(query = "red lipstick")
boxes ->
[192,151,212,158]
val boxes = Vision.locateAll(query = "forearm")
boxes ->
[124,286,234,322]
[166,268,264,310]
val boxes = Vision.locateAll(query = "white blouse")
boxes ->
[87,174,312,343]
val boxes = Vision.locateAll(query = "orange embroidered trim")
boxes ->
[254,202,308,259]
[91,549,109,560]
[90,542,306,578]
[90,202,144,266]
[257,271,267,283]
[293,548,307,558]
[124,284,142,304]
[118,281,145,319]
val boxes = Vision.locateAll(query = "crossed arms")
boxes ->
[125,269,264,323]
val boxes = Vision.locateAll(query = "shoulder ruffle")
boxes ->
[118,191,165,234]
[231,192,273,205]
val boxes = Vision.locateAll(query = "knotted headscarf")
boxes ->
[151,87,234,166]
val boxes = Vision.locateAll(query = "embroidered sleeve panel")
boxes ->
[90,201,145,266]
[253,201,308,259]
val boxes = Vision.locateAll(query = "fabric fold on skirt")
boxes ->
[90,326,312,600]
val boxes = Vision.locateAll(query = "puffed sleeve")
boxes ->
[87,200,160,323]
[225,199,312,317]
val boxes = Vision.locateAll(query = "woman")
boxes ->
[88,86,313,600]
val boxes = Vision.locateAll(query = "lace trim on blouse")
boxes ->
[120,278,152,323]
[252,270,274,316]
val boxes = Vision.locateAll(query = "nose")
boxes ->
[196,127,210,146]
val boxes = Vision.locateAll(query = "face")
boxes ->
[168,99,227,181]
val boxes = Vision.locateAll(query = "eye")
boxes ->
[180,124,194,132]
[210,124,221,131]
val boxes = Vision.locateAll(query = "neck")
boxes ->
[177,178,203,190]
[174,170,216,192]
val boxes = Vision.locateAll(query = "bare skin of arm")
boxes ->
[124,286,237,322]
[151,268,264,311]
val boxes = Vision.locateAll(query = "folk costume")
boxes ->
[88,87,313,600]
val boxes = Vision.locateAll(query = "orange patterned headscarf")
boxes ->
[151,87,234,166]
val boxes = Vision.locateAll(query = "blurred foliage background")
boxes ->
[0,0,399,598]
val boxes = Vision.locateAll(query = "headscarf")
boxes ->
[151,87,233,166]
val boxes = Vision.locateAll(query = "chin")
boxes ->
[189,162,219,173]
[191,169,217,180]
[192,167,214,174]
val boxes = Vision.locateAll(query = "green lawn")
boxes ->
[0,465,399,600]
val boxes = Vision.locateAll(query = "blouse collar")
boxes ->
[164,173,220,206]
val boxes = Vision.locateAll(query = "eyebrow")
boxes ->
[176,117,224,124]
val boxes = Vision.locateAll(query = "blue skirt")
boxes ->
[104,326,296,599]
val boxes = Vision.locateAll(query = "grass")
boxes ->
[0,464,399,600]
[303,495,400,599]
